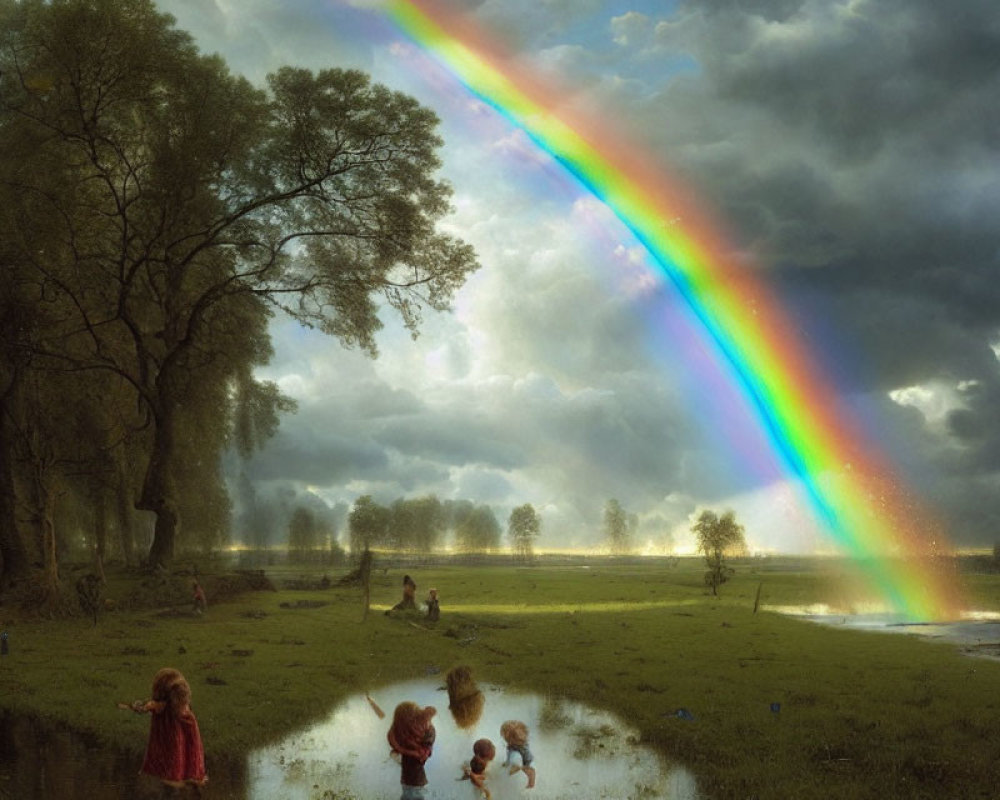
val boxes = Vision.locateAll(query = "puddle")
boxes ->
[768,605,1000,660]
[247,679,698,800]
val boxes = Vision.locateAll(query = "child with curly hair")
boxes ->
[459,738,496,799]
[500,719,536,788]
[123,668,207,794]
[387,701,437,800]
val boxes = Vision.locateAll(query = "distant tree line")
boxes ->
[0,0,476,599]
[342,496,543,558]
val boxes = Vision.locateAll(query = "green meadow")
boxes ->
[2,558,1000,799]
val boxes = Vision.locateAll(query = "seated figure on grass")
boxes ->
[387,574,417,615]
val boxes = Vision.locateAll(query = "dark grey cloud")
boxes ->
[586,0,1000,545]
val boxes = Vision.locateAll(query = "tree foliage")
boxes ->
[0,0,477,581]
[603,498,637,555]
[692,509,746,595]
[508,504,541,562]
[454,504,502,553]
[348,495,389,555]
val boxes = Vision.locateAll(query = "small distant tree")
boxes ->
[993,541,1000,568]
[692,509,746,595]
[508,504,541,562]
[287,507,318,562]
[603,498,636,555]
[348,495,390,555]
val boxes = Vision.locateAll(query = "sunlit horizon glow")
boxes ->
[383,0,964,621]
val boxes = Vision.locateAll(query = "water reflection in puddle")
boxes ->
[248,679,698,800]
[768,605,1000,659]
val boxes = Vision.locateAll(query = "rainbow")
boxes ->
[385,0,962,620]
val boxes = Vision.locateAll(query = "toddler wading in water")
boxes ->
[387,701,437,800]
[459,738,496,799]
[501,719,536,788]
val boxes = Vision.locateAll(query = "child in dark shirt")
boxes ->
[387,701,436,800]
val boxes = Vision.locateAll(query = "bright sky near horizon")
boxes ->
[154,0,1000,555]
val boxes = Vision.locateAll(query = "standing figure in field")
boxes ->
[127,668,207,794]
[387,701,437,800]
[425,588,440,622]
[501,719,536,789]
[192,581,207,615]
[459,738,496,799]
[446,665,485,729]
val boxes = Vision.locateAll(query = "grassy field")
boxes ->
[2,557,1000,799]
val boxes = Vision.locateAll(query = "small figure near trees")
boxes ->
[692,509,746,595]
[76,574,103,626]
[192,581,207,615]
[426,588,440,622]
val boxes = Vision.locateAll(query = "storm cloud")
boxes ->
[157,0,1000,550]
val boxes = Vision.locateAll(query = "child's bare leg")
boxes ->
[523,766,536,788]
[508,763,521,775]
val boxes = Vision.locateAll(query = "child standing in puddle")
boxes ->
[500,719,536,788]
[387,701,436,800]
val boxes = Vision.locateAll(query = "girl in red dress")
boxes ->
[131,668,207,793]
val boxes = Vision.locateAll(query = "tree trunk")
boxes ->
[29,464,60,599]
[146,505,178,569]
[0,395,30,589]
[137,405,179,569]
[93,486,107,584]
[116,471,136,567]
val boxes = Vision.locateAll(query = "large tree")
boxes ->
[0,0,477,569]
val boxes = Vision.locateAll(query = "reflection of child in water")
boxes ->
[459,738,495,799]
[125,668,207,793]
[387,701,436,800]
[446,665,485,729]
[500,719,536,788]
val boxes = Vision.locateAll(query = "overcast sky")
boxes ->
[154,0,1000,554]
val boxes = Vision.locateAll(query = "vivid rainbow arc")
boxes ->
[385,0,962,620]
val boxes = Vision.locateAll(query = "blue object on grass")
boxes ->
[1,631,7,656]
[770,702,781,713]
[675,708,694,721]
